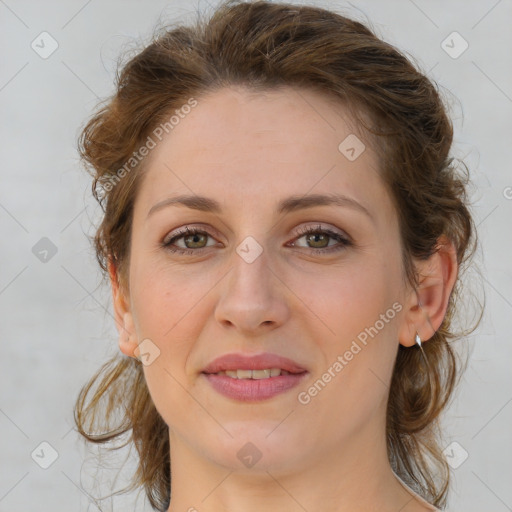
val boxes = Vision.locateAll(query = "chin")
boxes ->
[202,424,309,472]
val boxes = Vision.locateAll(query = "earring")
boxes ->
[413,331,433,389]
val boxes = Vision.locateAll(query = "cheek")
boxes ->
[294,266,401,443]
[130,254,211,341]
[299,246,403,397]
[130,263,210,424]
[296,255,402,346]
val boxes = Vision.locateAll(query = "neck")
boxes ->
[165,419,431,512]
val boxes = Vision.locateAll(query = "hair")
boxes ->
[74,1,480,510]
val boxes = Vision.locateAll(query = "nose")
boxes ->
[214,245,290,335]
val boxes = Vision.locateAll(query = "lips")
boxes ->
[202,352,307,375]
[201,352,308,402]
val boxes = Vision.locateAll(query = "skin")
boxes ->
[110,85,457,512]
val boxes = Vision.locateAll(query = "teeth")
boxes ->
[214,368,291,379]
[235,369,252,379]
[252,369,271,379]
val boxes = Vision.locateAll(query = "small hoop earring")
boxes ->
[414,333,422,348]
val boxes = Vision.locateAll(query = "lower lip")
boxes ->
[202,372,308,402]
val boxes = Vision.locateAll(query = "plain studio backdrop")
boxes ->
[1,0,511,511]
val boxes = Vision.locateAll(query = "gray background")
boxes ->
[1,0,511,511]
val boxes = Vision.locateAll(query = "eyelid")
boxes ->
[162,223,222,244]
[162,222,352,254]
[288,224,351,252]
[292,223,350,241]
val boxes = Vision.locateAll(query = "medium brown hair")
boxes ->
[75,1,479,509]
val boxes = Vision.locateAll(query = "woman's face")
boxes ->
[118,85,415,473]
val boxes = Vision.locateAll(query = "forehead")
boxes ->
[134,85,394,224]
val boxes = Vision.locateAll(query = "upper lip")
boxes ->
[202,353,308,374]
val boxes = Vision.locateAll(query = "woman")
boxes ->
[75,1,478,510]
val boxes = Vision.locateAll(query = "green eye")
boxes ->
[162,224,351,256]
[162,227,216,255]
[291,224,351,254]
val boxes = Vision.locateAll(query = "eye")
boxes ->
[290,224,351,254]
[161,226,217,255]
[161,224,352,256]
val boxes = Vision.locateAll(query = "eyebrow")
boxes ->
[146,193,373,220]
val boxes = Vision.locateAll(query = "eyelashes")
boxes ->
[160,224,352,256]
[162,226,216,255]
[290,224,352,254]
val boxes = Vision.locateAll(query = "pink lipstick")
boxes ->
[201,352,308,402]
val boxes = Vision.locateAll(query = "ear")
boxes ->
[398,236,458,347]
[108,257,138,358]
